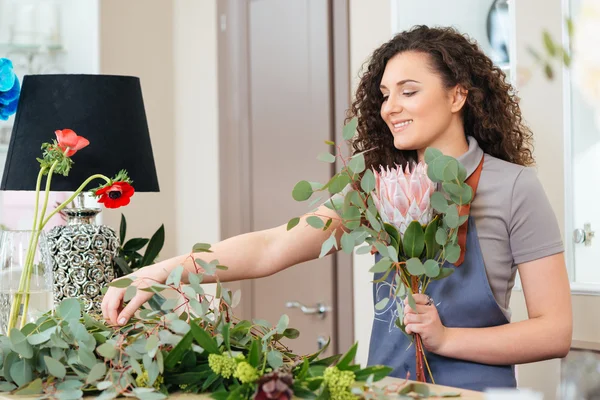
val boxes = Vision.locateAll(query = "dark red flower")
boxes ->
[55,129,89,156]
[254,371,294,400]
[96,182,134,208]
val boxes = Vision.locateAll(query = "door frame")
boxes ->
[216,0,354,354]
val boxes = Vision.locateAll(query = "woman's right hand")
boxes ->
[101,266,161,326]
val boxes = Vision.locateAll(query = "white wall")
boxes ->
[100,0,220,296]
[173,0,220,254]
[349,0,392,368]
[100,0,177,258]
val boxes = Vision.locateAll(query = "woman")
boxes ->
[102,26,572,391]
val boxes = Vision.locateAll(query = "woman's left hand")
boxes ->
[403,293,448,354]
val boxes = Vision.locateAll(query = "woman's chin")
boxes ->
[392,135,419,151]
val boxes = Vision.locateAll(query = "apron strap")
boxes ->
[454,156,484,267]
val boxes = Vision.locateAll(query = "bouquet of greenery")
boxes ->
[289,119,474,384]
[0,249,401,400]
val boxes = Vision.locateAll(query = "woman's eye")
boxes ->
[403,91,417,97]
[381,95,389,102]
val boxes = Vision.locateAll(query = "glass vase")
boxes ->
[0,230,54,335]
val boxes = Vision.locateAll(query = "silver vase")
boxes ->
[46,207,119,314]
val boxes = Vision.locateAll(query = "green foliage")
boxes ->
[527,17,574,80]
[0,268,397,399]
[287,119,475,385]
[114,213,165,276]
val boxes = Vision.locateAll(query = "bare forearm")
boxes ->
[438,317,571,365]
[143,230,275,284]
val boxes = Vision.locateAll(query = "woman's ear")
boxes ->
[450,85,468,113]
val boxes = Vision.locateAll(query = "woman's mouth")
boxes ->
[391,119,413,133]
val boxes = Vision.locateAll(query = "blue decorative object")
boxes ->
[0,58,20,121]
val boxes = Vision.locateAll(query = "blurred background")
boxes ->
[0,1,598,398]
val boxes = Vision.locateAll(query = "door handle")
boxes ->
[285,301,331,319]
[574,223,595,246]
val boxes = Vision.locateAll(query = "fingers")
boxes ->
[405,323,425,335]
[101,287,125,324]
[116,292,153,326]
[410,293,431,305]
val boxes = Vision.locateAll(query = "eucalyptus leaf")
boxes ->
[356,245,372,255]
[406,258,425,276]
[0,382,16,392]
[166,265,184,287]
[287,217,300,231]
[318,234,337,258]
[97,342,117,360]
[445,204,459,229]
[78,346,97,370]
[442,158,459,181]
[192,243,212,253]
[360,169,375,192]
[86,363,107,384]
[292,180,313,201]
[56,298,82,321]
[373,242,389,258]
[406,290,417,313]
[10,359,32,386]
[366,210,381,232]
[369,258,392,273]
[328,174,351,195]
[342,206,361,230]
[12,378,41,395]
[169,319,191,335]
[306,216,324,229]
[317,152,336,163]
[342,117,358,140]
[97,381,113,390]
[108,278,132,289]
[267,350,284,369]
[276,314,289,334]
[444,243,461,264]
[431,191,448,213]
[340,232,355,254]
[424,260,440,278]
[9,329,33,359]
[348,153,365,174]
[435,227,448,246]
[424,147,443,164]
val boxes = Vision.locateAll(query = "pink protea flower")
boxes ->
[372,162,435,236]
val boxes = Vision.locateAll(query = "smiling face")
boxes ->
[379,51,466,156]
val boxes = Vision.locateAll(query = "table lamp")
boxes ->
[0,74,160,313]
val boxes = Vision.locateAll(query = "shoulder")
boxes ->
[478,153,542,203]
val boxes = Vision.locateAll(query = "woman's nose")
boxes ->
[382,94,402,116]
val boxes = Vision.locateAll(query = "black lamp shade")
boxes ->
[0,74,159,192]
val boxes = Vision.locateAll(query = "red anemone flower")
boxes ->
[96,182,135,208]
[55,129,90,156]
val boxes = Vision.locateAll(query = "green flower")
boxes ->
[323,366,356,400]
[135,369,164,390]
[234,361,259,384]
[208,353,237,379]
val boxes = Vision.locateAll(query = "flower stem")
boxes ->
[41,174,111,228]
[6,167,46,332]
[20,160,62,328]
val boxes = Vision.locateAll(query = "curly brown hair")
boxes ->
[349,25,534,170]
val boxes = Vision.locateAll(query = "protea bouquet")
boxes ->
[289,118,474,384]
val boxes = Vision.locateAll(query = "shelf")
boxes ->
[0,43,65,55]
